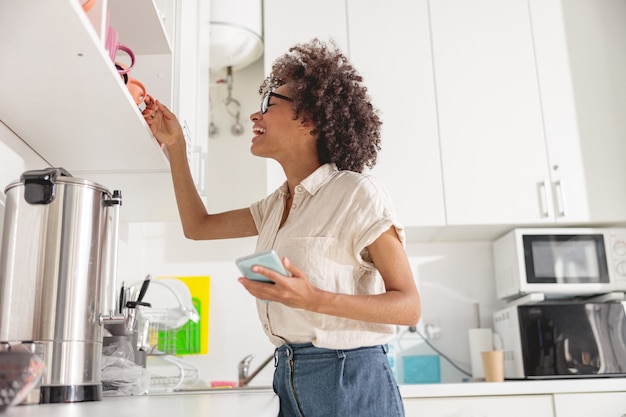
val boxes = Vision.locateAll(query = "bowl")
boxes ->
[0,349,44,411]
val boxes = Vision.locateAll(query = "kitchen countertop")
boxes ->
[3,390,279,417]
[398,377,626,398]
[3,379,625,417]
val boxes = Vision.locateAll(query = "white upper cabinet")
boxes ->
[434,0,626,227]
[529,0,626,224]
[348,0,445,230]
[263,0,445,233]
[262,0,349,72]
[431,0,551,226]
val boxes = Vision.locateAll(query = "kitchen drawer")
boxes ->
[553,392,626,417]
[403,394,554,417]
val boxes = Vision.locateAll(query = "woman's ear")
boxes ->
[299,118,316,131]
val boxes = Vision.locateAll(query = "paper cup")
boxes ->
[481,350,504,382]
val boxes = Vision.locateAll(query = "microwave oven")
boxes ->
[492,228,626,300]
[493,302,626,379]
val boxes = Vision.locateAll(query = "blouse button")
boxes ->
[291,203,297,209]
[264,324,269,330]
[296,185,303,193]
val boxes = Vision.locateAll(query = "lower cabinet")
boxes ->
[403,394,554,417]
[553,392,626,417]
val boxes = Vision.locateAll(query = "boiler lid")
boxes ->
[209,22,263,71]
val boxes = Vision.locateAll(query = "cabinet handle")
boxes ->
[553,180,566,217]
[193,145,207,197]
[537,181,550,217]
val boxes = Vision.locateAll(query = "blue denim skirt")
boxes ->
[273,342,405,417]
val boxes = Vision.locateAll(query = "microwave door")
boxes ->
[523,234,610,285]
[554,305,600,376]
[524,317,557,377]
[523,305,602,377]
[586,304,626,374]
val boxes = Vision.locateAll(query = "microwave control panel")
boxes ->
[607,228,626,279]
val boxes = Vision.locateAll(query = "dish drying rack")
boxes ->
[132,279,202,392]
[145,354,199,392]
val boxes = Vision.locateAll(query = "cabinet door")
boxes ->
[530,0,626,224]
[554,392,626,417]
[431,0,552,225]
[348,0,445,229]
[172,0,208,196]
[403,395,554,417]
[263,0,348,71]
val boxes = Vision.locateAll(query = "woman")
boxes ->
[143,38,421,417]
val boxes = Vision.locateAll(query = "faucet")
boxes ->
[238,353,274,387]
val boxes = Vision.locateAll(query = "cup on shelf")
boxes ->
[481,350,504,382]
[105,26,135,74]
[115,64,129,84]
[127,78,148,105]
[80,0,96,12]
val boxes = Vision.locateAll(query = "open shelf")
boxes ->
[0,0,169,173]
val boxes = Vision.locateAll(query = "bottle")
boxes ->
[387,340,399,381]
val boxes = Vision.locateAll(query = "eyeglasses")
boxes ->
[261,92,293,114]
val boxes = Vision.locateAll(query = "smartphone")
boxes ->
[235,250,289,283]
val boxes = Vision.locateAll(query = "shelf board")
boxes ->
[108,0,173,55]
[0,0,169,173]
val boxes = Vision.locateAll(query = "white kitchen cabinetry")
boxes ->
[0,0,208,222]
[434,0,626,227]
[0,0,167,173]
[262,0,348,71]
[403,394,554,417]
[263,0,445,234]
[78,0,208,222]
[528,0,626,224]
[553,392,626,417]
[430,0,550,227]
[348,0,446,232]
[261,0,626,237]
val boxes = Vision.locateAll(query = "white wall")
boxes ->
[206,59,270,212]
[0,121,50,244]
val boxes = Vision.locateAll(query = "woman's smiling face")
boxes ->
[249,84,305,161]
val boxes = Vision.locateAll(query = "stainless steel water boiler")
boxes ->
[0,168,122,403]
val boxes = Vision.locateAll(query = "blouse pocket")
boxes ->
[275,236,356,294]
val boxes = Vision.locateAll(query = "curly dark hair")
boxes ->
[259,38,382,173]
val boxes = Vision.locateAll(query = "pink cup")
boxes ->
[105,25,135,74]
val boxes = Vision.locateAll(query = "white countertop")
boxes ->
[3,379,625,417]
[398,377,626,398]
[3,390,279,417]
